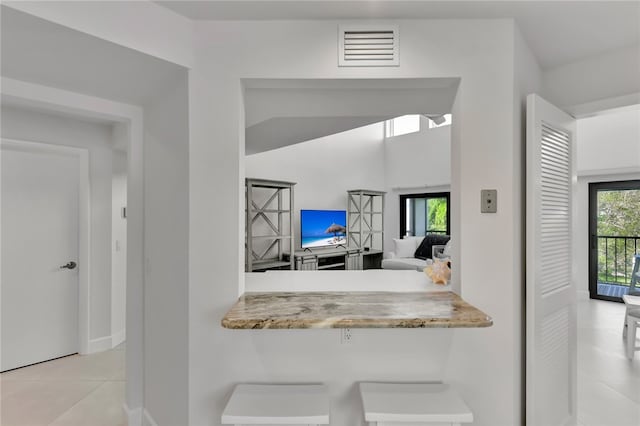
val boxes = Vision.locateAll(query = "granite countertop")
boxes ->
[221,291,493,329]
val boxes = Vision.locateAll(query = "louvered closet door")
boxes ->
[526,94,577,426]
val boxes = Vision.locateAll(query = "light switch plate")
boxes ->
[481,189,497,213]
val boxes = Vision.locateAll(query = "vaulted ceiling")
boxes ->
[156,0,640,70]
[1,6,186,106]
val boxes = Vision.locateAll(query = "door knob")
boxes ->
[60,261,77,270]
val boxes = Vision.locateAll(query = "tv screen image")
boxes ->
[300,210,347,249]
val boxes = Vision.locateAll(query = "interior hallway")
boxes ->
[1,344,125,426]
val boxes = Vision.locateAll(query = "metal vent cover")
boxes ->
[338,24,399,67]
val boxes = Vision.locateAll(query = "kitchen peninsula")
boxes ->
[221,270,492,329]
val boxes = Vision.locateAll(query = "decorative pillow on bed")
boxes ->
[414,234,451,260]
[393,238,417,258]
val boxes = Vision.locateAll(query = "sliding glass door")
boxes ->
[589,180,640,301]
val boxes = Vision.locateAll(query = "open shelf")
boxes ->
[251,260,293,271]
[347,190,385,265]
[317,255,346,270]
[246,178,296,272]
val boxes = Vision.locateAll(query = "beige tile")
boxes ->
[0,381,101,426]
[1,381,38,400]
[579,345,639,382]
[49,381,126,426]
[2,351,124,382]
[603,377,640,404]
[578,299,640,425]
[0,358,67,381]
[577,374,640,426]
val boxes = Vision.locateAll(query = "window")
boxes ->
[588,180,640,301]
[385,114,420,137]
[428,113,452,129]
[399,192,450,237]
[385,114,451,138]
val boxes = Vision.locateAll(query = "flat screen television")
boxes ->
[300,209,347,249]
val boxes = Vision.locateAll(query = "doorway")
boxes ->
[589,179,640,301]
[1,140,88,371]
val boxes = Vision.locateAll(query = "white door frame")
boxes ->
[2,138,91,354]
[2,76,145,422]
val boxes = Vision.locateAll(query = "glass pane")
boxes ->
[413,198,426,236]
[391,115,420,137]
[596,188,640,297]
[405,199,412,236]
[426,197,448,234]
[428,113,453,129]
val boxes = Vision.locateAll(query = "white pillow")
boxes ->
[405,236,424,250]
[393,238,417,258]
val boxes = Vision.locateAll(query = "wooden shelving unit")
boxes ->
[245,178,296,272]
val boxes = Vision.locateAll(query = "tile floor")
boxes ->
[1,343,125,426]
[577,298,640,426]
[1,301,638,426]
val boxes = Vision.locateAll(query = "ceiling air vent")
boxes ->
[338,24,399,67]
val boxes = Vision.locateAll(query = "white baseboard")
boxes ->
[577,290,590,301]
[87,335,113,353]
[112,329,126,348]
[85,331,126,354]
[142,409,158,426]
[123,403,142,426]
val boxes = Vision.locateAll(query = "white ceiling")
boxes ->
[243,78,459,154]
[156,0,640,69]
[1,6,187,106]
[244,78,459,127]
[3,1,637,154]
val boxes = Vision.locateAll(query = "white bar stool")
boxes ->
[359,383,473,426]
[221,384,330,426]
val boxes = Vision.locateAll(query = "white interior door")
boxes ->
[526,94,577,425]
[1,141,80,371]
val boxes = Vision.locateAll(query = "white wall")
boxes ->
[543,44,640,109]
[143,72,190,426]
[1,105,116,344]
[384,117,451,190]
[111,148,127,345]
[245,122,385,250]
[4,0,195,68]
[383,117,452,249]
[577,109,640,174]
[573,109,640,296]
[189,19,523,426]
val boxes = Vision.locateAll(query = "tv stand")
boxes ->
[288,247,362,271]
